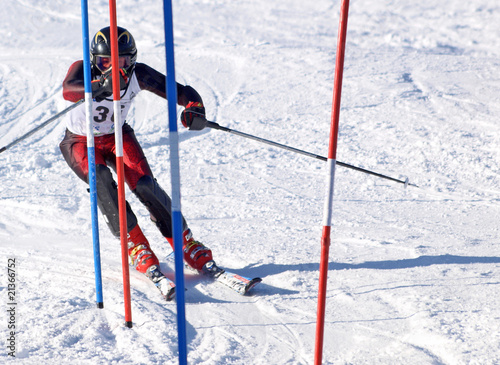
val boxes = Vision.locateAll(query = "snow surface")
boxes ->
[1,0,500,364]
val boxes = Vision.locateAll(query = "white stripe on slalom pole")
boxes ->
[322,158,337,227]
[84,93,94,147]
[113,99,124,157]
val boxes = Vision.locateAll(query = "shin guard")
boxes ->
[133,175,187,238]
[95,164,137,237]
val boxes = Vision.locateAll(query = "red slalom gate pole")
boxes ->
[108,1,133,328]
[315,0,350,363]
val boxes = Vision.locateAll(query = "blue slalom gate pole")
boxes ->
[80,0,104,308]
[163,1,188,363]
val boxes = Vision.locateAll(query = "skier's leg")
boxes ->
[61,129,163,279]
[94,164,138,236]
[60,129,137,236]
[121,124,214,271]
[59,129,92,183]
[94,164,166,277]
[133,175,213,271]
[132,174,184,236]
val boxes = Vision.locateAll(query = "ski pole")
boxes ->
[0,99,84,154]
[206,121,418,188]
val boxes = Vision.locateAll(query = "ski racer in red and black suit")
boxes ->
[59,26,213,298]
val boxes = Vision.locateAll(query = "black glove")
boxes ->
[91,78,112,102]
[91,69,128,102]
[181,102,207,130]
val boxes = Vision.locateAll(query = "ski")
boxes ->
[217,270,262,295]
[165,253,261,295]
[146,265,176,301]
[154,276,176,301]
[201,260,262,295]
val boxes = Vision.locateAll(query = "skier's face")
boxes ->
[95,55,132,73]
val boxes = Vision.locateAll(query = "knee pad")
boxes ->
[133,175,187,238]
[95,164,137,237]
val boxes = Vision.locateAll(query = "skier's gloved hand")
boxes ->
[91,78,112,102]
[91,70,112,101]
[181,102,207,130]
[92,69,129,102]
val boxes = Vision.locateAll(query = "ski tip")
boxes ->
[244,277,262,295]
[156,280,176,301]
[125,321,133,328]
[165,287,176,301]
[96,302,104,309]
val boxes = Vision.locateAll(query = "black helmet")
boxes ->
[90,26,137,75]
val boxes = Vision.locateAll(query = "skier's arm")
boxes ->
[135,62,207,130]
[134,63,203,107]
[62,61,85,102]
[62,61,125,102]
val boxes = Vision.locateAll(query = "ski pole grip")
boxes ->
[206,121,232,133]
[206,121,223,130]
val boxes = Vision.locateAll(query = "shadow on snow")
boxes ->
[241,254,500,278]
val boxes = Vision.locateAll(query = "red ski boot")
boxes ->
[127,225,176,301]
[167,229,213,272]
[127,225,160,273]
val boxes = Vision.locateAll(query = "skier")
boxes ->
[59,26,214,300]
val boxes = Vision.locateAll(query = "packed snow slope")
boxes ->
[1,0,500,364]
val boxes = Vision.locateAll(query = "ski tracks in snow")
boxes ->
[183,282,312,365]
[4,236,181,363]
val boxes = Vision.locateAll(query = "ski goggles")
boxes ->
[94,55,132,73]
